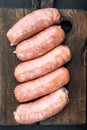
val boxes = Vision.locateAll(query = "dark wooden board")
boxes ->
[0,2,86,125]
[41,0,54,8]
[0,8,32,125]
[40,9,87,124]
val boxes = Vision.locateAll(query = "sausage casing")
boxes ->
[15,26,65,61]
[14,45,71,82]
[14,67,70,102]
[14,87,69,124]
[7,8,61,45]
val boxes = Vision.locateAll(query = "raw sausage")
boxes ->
[15,26,65,61]
[14,67,69,102]
[14,67,70,102]
[14,87,69,124]
[14,45,71,82]
[7,8,61,45]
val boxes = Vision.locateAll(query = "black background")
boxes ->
[0,0,87,130]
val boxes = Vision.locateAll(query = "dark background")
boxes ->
[0,0,87,130]
[0,0,87,10]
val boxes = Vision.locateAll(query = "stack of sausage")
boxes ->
[7,8,71,124]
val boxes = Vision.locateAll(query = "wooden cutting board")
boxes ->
[0,0,87,125]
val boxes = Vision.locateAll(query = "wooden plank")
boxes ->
[41,0,54,8]
[0,3,86,125]
[32,0,41,10]
[0,9,38,126]
[40,9,87,124]
[0,0,32,8]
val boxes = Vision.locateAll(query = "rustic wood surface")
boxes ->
[40,9,87,124]
[41,0,54,8]
[0,1,86,125]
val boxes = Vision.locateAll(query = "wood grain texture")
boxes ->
[0,8,35,125]
[0,7,86,126]
[41,0,54,8]
[40,9,87,124]
[32,0,41,10]
[0,0,32,8]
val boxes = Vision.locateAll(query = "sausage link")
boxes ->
[14,87,69,124]
[7,8,61,45]
[14,45,71,82]
[14,67,70,102]
[15,26,65,61]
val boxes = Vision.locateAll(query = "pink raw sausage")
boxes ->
[14,87,69,124]
[14,45,71,82]
[14,67,70,102]
[7,8,61,45]
[15,26,65,61]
